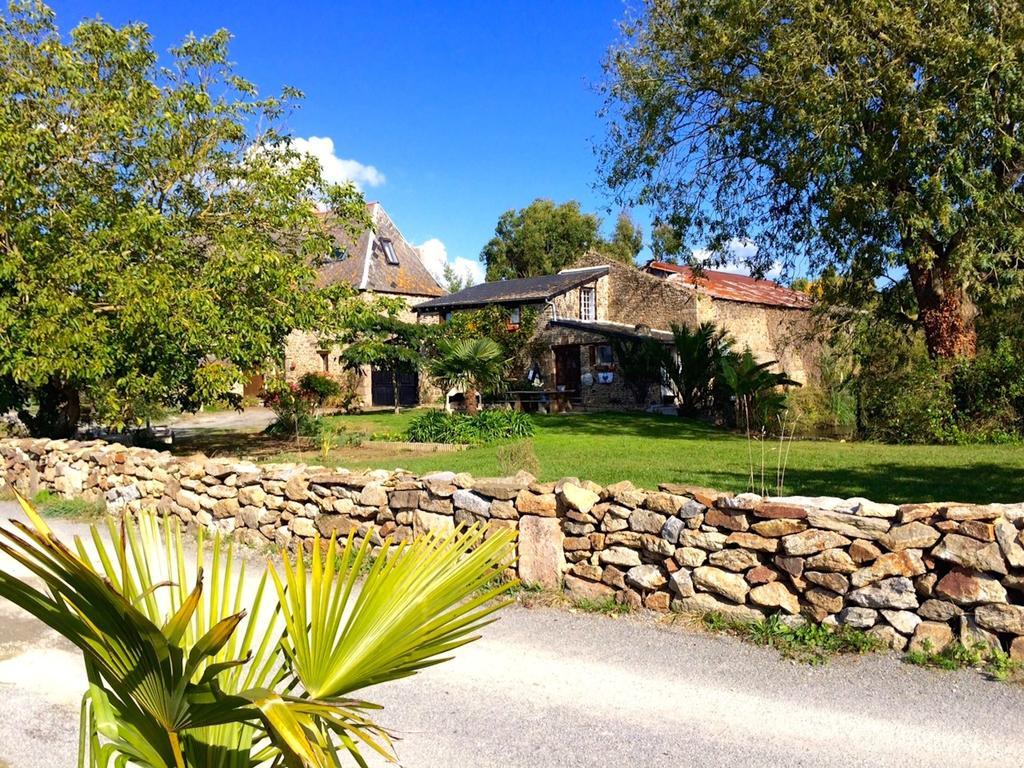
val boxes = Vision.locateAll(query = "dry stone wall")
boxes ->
[3,437,1024,660]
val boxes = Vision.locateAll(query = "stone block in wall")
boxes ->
[515,490,556,516]
[909,621,954,652]
[472,475,532,500]
[413,510,455,538]
[847,577,919,610]
[560,483,600,515]
[749,582,799,614]
[805,508,890,540]
[692,566,749,604]
[518,516,566,590]
[604,480,646,508]
[390,489,423,510]
[724,531,778,553]
[419,496,453,515]
[564,574,614,601]
[317,515,360,539]
[932,534,1007,575]
[671,593,763,623]
[489,500,518,520]
[452,490,490,517]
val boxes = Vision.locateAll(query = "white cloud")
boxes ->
[416,238,485,288]
[290,136,385,192]
[692,239,782,280]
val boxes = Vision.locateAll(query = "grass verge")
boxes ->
[173,410,1024,504]
[904,640,1023,682]
[700,611,883,665]
[573,595,634,617]
[31,489,106,520]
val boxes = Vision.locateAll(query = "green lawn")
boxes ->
[298,410,1024,505]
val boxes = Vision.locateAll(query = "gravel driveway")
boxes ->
[1,503,1022,768]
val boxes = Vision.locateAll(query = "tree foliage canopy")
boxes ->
[0,2,367,435]
[480,199,604,280]
[601,0,1024,359]
[600,211,645,264]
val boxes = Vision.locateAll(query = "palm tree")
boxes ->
[428,337,509,415]
[718,349,800,494]
[719,348,801,429]
[0,494,516,767]
[663,322,734,418]
[609,337,668,406]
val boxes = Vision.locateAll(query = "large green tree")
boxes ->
[600,0,1024,359]
[0,3,366,436]
[600,210,645,264]
[480,199,603,279]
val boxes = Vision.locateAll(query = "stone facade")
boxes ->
[4,436,1024,660]
[694,294,821,385]
[284,294,441,407]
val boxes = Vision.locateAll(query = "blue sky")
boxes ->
[49,0,640,284]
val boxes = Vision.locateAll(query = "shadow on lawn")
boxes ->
[536,411,733,440]
[685,462,1024,505]
[168,429,292,459]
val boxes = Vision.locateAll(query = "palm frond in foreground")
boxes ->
[0,492,517,767]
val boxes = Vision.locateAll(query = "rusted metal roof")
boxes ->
[413,266,609,312]
[644,260,812,309]
[315,203,444,298]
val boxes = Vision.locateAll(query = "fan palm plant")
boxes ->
[663,322,734,418]
[719,348,800,429]
[428,337,509,415]
[0,493,517,767]
[608,337,668,406]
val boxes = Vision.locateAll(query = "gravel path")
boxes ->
[1,503,1022,768]
[161,406,277,434]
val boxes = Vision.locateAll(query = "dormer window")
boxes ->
[327,245,347,262]
[580,287,596,321]
[381,238,399,265]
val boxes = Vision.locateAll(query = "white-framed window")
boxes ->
[597,344,614,365]
[509,306,521,325]
[381,238,399,265]
[580,287,596,321]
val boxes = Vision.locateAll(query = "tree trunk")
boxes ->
[20,379,81,438]
[392,370,400,415]
[465,387,479,415]
[907,260,977,359]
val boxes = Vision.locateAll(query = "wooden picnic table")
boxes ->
[503,389,575,413]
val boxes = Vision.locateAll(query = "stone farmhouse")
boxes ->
[641,260,819,385]
[413,253,820,410]
[283,202,444,407]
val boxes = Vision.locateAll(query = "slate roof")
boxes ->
[413,266,609,312]
[549,318,675,343]
[643,260,812,309]
[316,203,444,297]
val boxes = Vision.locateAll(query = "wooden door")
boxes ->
[371,367,420,407]
[553,345,582,398]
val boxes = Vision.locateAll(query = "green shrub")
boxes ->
[859,335,1024,444]
[947,339,1024,442]
[859,348,954,444]
[263,378,322,440]
[497,439,541,476]
[298,372,342,406]
[406,409,534,445]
